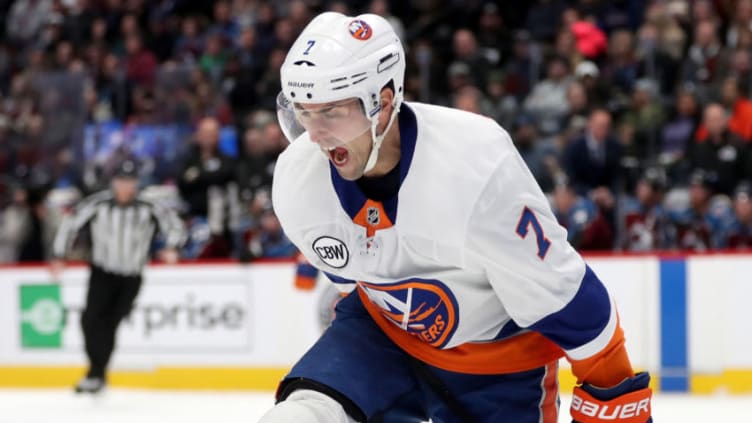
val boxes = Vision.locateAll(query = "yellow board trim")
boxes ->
[692,370,752,394]
[0,367,289,391]
[0,367,749,393]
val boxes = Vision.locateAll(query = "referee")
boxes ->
[50,159,186,394]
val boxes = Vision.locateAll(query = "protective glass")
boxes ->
[276,91,371,146]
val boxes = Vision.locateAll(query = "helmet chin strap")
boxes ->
[363,99,401,174]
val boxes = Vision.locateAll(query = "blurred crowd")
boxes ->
[1,0,752,264]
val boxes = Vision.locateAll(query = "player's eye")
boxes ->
[296,109,312,119]
[323,106,347,119]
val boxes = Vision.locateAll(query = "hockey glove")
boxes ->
[571,371,652,423]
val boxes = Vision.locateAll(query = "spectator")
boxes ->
[235,117,279,208]
[6,0,52,45]
[551,177,613,250]
[234,26,265,82]
[719,76,752,141]
[722,180,752,249]
[242,206,297,261]
[251,2,278,57]
[502,30,540,100]
[574,60,612,109]
[691,0,721,28]
[524,0,566,42]
[177,117,238,257]
[619,78,666,160]
[597,0,640,33]
[255,47,286,109]
[89,17,110,50]
[231,0,257,29]
[668,169,731,251]
[222,52,258,124]
[602,29,640,98]
[691,76,752,142]
[146,10,177,62]
[446,62,473,101]
[209,0,239,43]
[660,87,700,180]
[635,21,680,97]
[95,53,131,121]
[646,1,686,63]
[523,55,573,136]
[451,85,491,116]
[273,17,298,52]
[726,0,752,48]
[191,72,233,124]
[473,2,508,66]
[564,109,623,195]
[554,27,583,66]
[173,15,205,63]
[124,33,158,87]
[728,48,752,97]
[569,14,608,60]
[199,31,228,82]
[450,28,491,89]
[621,167,671,251]
[512,114,557,193]
[288,1,314,35]
[561,79,591,140]
[681,19,728,102]
[0,185,51,263]
[484,70,519,130]
[37,12,66,52]
[689,103,752,196]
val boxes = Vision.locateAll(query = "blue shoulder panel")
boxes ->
[528,265,611,350]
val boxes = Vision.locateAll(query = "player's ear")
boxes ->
[377,85,395,128]
[379,85,394,110]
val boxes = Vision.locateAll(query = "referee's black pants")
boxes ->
[81,265,142,379]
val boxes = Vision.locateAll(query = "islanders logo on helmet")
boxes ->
[359,279,459,348]
[348,19,373,40]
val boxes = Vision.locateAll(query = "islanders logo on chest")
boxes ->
[359,279,459,348]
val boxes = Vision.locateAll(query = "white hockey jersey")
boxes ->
[272,102,618,375]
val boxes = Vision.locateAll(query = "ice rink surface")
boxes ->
[0,389,750,422]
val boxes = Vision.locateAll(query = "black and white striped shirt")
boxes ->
[53,190,186,276]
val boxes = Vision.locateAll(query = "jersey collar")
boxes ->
[329,102,418,223]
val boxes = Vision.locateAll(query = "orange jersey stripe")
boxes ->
[569,317,634,387]
[541,361,559,423]
[357,287,565,374]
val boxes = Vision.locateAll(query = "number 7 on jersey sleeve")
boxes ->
[515,206,551,259]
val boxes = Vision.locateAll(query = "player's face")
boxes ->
[295,99,374,180]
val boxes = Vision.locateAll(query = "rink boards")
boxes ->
[0,255,749,394]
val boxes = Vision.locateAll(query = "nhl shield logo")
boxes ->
[366,207,380,226]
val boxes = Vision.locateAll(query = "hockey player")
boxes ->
[263,12,652,423]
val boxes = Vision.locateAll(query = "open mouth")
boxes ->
[329,146,349,167]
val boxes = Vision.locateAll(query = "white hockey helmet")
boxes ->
[277,12,405,172]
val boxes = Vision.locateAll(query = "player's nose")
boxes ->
[308,128,332,146]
